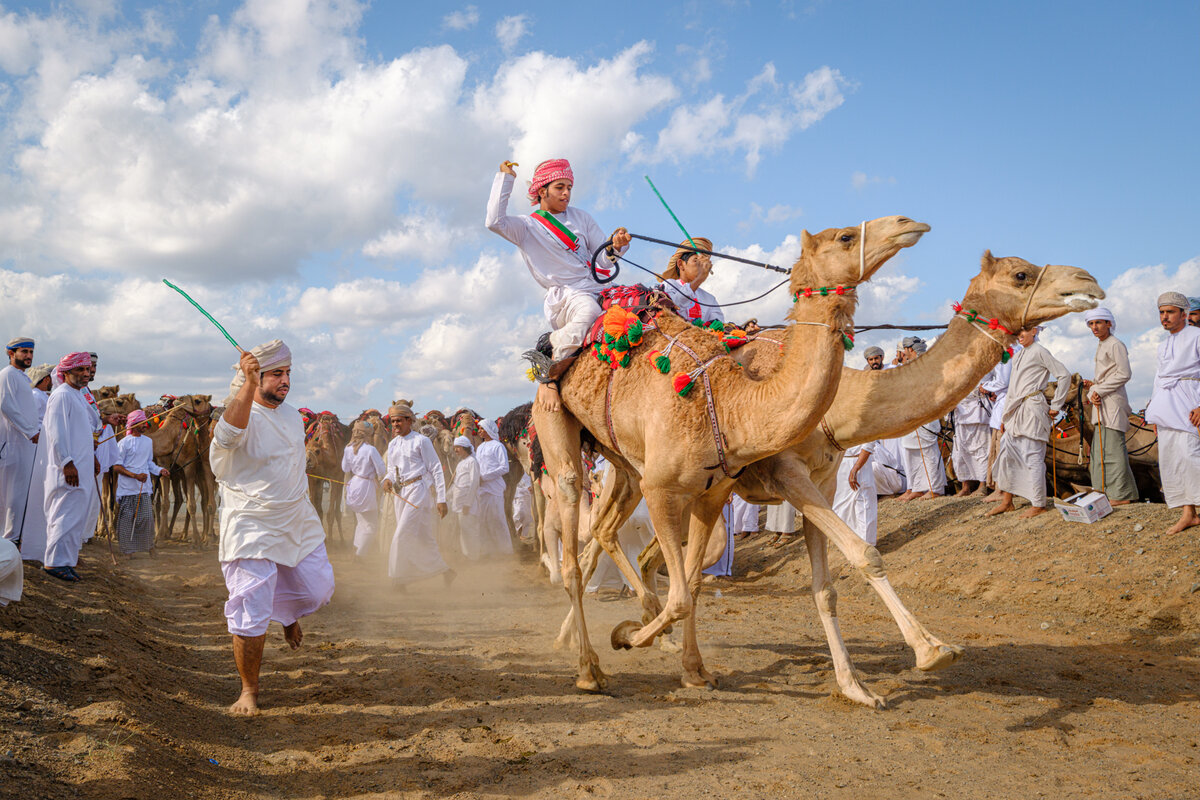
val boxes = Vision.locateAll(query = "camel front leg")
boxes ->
[677,495,726,689]
[533,407,607,692]
[611,491,691,650]
[802,518,886,708]
[554,536,603,651]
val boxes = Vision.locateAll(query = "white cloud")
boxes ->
[738,202,804,230]
[442,6,479,31]
[362,213,472,263]
[495,14,528,52]
[634,64,848,174]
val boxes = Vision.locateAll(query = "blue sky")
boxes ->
[0,0,1196,419]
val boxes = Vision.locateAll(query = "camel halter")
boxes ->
[1019,265,1051,331]
[859,220,866,281]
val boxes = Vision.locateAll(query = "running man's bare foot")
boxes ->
[229,688,259,716]
[283,621,303,650]
[1019,506,1048,519]
[535,382,561,413]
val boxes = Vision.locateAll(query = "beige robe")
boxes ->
[1089,335,1132,432]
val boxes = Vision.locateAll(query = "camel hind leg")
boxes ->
[676,492,728,689]
[611,489,692,650]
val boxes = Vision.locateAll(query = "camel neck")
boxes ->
[828,315,1010,446]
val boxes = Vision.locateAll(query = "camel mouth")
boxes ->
[893,229,928,247]
[1059,292,1102,310]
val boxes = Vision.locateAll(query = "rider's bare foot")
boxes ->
[229,688,259,716]
[283,621,303,650]
[535,382,562,413]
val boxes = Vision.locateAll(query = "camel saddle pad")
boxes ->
[583,284,672,348]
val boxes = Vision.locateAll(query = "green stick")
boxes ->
[162,279,243,351]
[644,175,697,251]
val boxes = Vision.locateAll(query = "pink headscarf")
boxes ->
[55,351,91,383]
[527,158,573,206]
[126,409,147,429]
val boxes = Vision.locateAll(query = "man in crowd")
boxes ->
[1082,307,1137,504]
[987,327,1070,518]
[980,356,1015,494]
[42,352,98,581]
[475,418,514,558]
[1189,297,1200,328]
[1,337,40,546]
[19,364,54,561]
[834,440,878,544]
[210,341,335,716]
[112,409,167,557]
[896,338,945,501]
[448,435,483,558]
[341,420,386,558]
[860,346,906,495]
[951,381,992,496]
[1145,292,1200,534]
[383,401,451,588]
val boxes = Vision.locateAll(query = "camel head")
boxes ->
[177,394,214,417]
[962,252,1104,332]
[95,385,120,400]
[98,393,140,416]
[793,216,930,297]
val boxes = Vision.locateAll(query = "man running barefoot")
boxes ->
[485,158,630,412]
[210,341,334,716]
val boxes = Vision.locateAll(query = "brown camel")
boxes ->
[142,405,205,546]
[306,413,347,542]
[595,253,1104,706]
[535,215,931,692]
[175,394,218,543]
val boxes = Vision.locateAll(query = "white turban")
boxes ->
[223,339,292,406]
[1157,291,1189,311]
[27,363,54,386]
[478,418,500,442]
[1083,307,1115,330]
[862,346,884,359]
[453,435,473,452]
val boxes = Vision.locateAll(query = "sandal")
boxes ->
[43,566,79,582]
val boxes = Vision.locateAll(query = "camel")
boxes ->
[142,405,206,546]
[535,215,931,692]
[593,252,1104,706]
[174,394,218,543]
[95,393,142,540]
[305,413,347,542]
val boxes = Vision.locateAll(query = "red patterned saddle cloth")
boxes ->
[583,284,671,347]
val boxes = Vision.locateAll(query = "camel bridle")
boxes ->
[1020,264,1051,331]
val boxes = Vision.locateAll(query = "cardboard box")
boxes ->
[1054,490,1113,524]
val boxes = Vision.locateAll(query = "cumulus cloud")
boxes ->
[738,202,804,230]
[495,14,528,52]
[442,6,479,31]
[851,171,896,190]
[634,64,848,174]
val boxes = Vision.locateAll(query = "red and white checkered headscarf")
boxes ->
[527,158,573,206]
[55,351,91,383]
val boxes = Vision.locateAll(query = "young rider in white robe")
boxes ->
[485,158,630,412]
[19,365,53,562]
[383,402,451,587]
[448,436,484,560]
[987,327,1070,518]
[0,338,39,547]
[211,341,335,716]
[1145,292,1200,534]
[112,409,167,556]
[341,421,386,557]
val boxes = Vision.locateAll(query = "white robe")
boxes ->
[385,430,449,582]
[833,443,878,545]
[114,435,163,498]
[341,442,385,556]
[872,438,907,495]
[662,279,725,324]
[1090,335,1133,432]
[19,389,50,562]
[84,423,118,543]
[449,453,484,559]
[726,494,759,533]
[900,421,945,494]
[953,386,992,483]
[42,384,97,568]
[486,172,625,358]
[474,439,513,557]
[980,356,1015,430]
[764,501,797,533]
[209,402,326,568]
[1146,325,1200,506]
[512,473,534,539]
[994,341,1070,507]
[0,365,40,544]
[0,536,21,606]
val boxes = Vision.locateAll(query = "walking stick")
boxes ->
[96,471,117,566]
[15,436,39,549]
[917,432,934,495]
[1098,420,1107,495]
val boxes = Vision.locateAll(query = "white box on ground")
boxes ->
[1054,491,1113,524]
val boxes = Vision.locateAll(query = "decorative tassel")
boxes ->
[525,367,536,382]
[841,330,855,351]
[673,372,695,396]
[647,350,671,374]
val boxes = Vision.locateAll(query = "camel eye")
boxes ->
[1015,272,1027,281]
[839,234,853,243]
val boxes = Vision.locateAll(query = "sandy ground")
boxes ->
[2,495,1198,800]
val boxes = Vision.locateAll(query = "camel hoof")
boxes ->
[839,685,887,709]
[610,620,641,650]
[916,643,965,672]
[577,663,608,693]
[681,671,718,690]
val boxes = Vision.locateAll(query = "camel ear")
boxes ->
[800,230,814,255]
[980,250,998,275]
